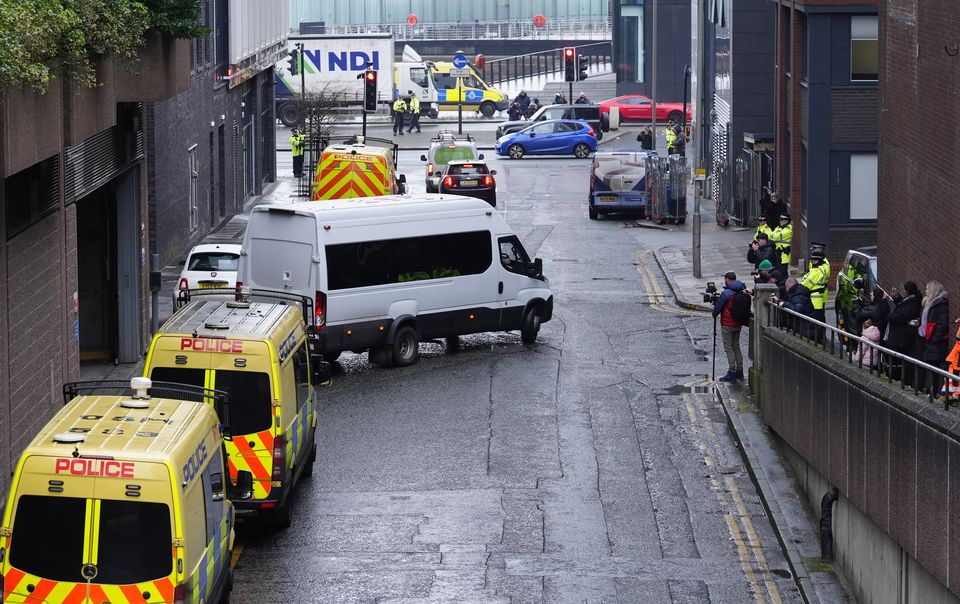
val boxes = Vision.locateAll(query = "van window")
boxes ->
[10,495,87,581]
[499,235,532,275]
[432,146,476,165]
[409,67,429,88]
[203,447,225,543]
[214,370,272,434]
[96,500,172,584]
[151,367,205,388]
[433,73,457,89]
[325,231,492,289]
[292,345,310,410]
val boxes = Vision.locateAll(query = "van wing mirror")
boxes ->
[420,154,427,161]
[230,470,254,500]
[399,173,407,183]
[490,169,497,175]
[312,356,332,385]
[210,472,225,501]
[528,258,544,279]
[478,153,484,160]
[435,171,443,177]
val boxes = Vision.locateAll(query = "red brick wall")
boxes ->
[878,0,960,301]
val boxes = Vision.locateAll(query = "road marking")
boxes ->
[633,251,703,317]
[231,539,245,569]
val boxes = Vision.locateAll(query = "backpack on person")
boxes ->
[730,292,753,325]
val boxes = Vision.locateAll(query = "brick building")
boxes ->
[772,0,879,269]
[148,0,286,266]
[876,0,960,299]
[0,36,190,497]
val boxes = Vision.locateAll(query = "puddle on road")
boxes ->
[769,569,793,579]
[660,382,714,396]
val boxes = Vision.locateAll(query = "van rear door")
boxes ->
[243,210,318,298]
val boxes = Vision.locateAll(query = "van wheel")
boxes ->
[479,101,496,117]
[589,205,599,220]
[508,144,525,159]
[520,307,541,344]
[302,443,316,479]
[574,143,591,159]
[278,103,301,128]
[268,504,291,529]
[391,325,420,367]
[218,567,233,603]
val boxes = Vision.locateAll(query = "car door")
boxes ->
[526,123,557,153]
[629,97,653,120]
[553,122,579,151]
[496,234,533,329]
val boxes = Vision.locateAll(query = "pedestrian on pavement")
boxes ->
[765,192,787,230]
[916,280,950,394]
[712,272,748,382]
[772,213,793,271]
[747,233,777,269]
[554,91,568,105]
[289,128,305,178]
[406,90,421,133]
[884,281,922,382]
[575,92,591,104]
[507,101,523,121]
[514,90,531,115]
[392,95,408,136]
[853,320,882,368]
[773,277,814,336]
[637,126,653,151]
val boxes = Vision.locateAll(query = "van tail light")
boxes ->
[234,281,243,301]
[443,176,455,188]
[272,434,286,481]
[178,278,189,291]
[174,582,187,604]
[427,163,434,176]
[315,291,326,330]
[483,175,494,187]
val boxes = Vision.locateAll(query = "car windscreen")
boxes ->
[9,495,87,581]
[433,146,476,165]
[188,252,239,272]
[95,500,172,584]
[214,370,272,435]
[447,164,490,176]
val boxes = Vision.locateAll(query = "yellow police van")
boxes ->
[429,61,509,117]
[145,289,327,526]
[311,136,406,201]
[0,377,252,604]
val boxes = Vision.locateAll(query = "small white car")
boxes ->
[175,243,241,302]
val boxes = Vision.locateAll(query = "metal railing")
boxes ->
[320,17,612,41]
[479,42,612,88]
[764,301,959,410]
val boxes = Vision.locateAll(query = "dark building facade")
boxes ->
[877,0,960,301]
[772,0,879,270]
[0,37,190,497]
[612,0,691,101]
[147,0,285,266]
[709,0,776,226]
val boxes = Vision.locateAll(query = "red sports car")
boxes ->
[599,95,693,124]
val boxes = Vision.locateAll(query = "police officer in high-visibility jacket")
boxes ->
[665,125,678,155]
[392,95,408,136]
[801,245,830,324]
[772,213,793,270]
[406,90,421,134]
[754,214,772,242]
[290,128,305,177]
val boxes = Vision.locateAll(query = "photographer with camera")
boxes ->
[747,233,777,269]
[770,277,814,337]
[710,272,749,383]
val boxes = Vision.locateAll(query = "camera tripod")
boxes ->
[712,314,717,381]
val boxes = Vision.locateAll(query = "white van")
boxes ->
[237,195,554,367]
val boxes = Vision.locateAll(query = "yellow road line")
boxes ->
[633,251,703,317]
[727,513,766,603]
[231,540,245,569]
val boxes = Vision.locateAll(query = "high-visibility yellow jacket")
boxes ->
[754,222,772,241]
[409,96,420,114]
[665,127,677,146]
[801,260,830,310]
[392,98,408,114]
[290,133,305,157]
[772,223,793,265]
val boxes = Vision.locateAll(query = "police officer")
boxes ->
[392,95,408,136]
[772,213,793,271]
[801,245,830,324]
[754,214,772,241]
[289,128,305,177]
[665,124,678,155]
[406,90,421,134]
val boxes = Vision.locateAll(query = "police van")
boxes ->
[311,136,406,201]
[236,195,554,367]
[0,377,252,604]
[144,290,327,526]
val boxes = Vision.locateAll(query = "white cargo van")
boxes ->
[237,195,553,367]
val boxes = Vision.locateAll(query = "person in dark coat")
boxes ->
[766,192,788,230]
[553,92,568,105]
[916,281,950,393]
[852,287,891,340]
[773,278,814,336]
[884,281,923,382]
[636,126,653,151]
[747,233,777,269]
[507,102,523,121]
[514,90,531,113]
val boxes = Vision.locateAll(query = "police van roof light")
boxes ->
[131,377,152,399]
[53,433,86,444]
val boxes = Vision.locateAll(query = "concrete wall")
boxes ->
[758,327,960,600]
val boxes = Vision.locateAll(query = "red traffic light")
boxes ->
[365,71,376,81]
[564,47,575,58]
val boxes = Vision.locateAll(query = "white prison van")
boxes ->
[237,195,553,367]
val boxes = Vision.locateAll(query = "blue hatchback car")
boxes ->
[495,119,598,159]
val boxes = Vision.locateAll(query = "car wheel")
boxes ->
[668,111,683,125]
[479,101,496,117]
[520,307,541,344]
[391,325,420,367]
[589,204,599,220]
[573,143,591,159]
[508,144,525,159]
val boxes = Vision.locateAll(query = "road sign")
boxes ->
[464,90,483,102]
[452,54,468,69]
[407,14,418,25]
[533,14,547,27]
[450,68,471,78]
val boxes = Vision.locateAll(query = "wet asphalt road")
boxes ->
[232,148,802,603]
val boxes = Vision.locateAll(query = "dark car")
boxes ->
[438,160,497,206]
[496,104,609,140]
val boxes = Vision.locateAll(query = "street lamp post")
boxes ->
[650,0,657,140]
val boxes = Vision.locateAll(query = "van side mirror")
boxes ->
[490,169,497,175]
[178,259,186,266]
[312,357,332,385]
[210,472,225,501]
[435,171,442,177]
[230,470,254,500]
[399,174,407,183]
[420,154,427,161]
[478,153,484,160]
[528,258,543,279]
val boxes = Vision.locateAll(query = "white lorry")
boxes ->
[275,34,439,127]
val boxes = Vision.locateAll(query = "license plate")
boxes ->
[598,195,617,202]
[199,282,227,289]
[460,179,478,187]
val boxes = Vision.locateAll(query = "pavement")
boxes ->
[654,236,756,312]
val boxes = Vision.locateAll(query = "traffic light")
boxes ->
[363,70,377,112]
[578,54,589,81]
[286,49,299,76]
[563,47,576,82]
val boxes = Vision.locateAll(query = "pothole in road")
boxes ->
[769,569,793,579]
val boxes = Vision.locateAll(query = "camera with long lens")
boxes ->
[702,281,719,303]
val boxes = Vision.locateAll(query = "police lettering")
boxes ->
[180,338,244,353]
[182,442,208,488]
[54,458,135,478]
